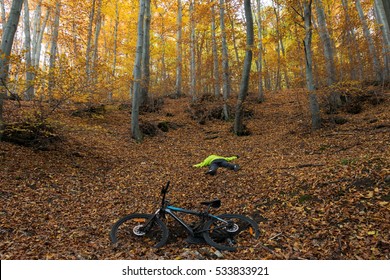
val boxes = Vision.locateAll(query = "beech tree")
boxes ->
[375,0,390,80]
[356,0,382,82]
[314,0,337,85]
[140,0,151,107]
[233,0,253,135]
[131,0,146,141]
[211,0,220,98]
[189,0,196,102]
[0,0,24,136]
[175,0,183,98]
[48,0,61,98]
[255,0,264,102]
[220,0,230,119]
[300,0,321,130]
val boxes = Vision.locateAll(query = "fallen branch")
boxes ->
[280,163,325,169]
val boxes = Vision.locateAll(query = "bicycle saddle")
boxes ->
[201,199,221,208]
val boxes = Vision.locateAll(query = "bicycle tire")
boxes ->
[110,213,169,249]
[202,214,260,251]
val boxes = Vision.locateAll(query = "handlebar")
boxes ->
[160,181,170,208]
[161,180,170,195]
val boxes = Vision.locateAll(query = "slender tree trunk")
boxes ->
[109,0,119,102]
[175,0,182,98]
[31,0,42,67]
[211,1,220,98]
[356,0,382,82]
[91,0,102,84]
[72,6,77,62]
[86,0,96,83]
[233,0,253,136]
[303,0,321,130]
[0,0,6,28]
[23,0,34,100]
[227,7,239,65]
[220,0,230,119]
[273,2,282,91]
[131,0,145,142]
[48,0,61,98]
[263,53,271,90]
[255,0,264,102]
[280,37,289,89]
[189,0,196,102]
[314,0,337,85]
[140,0,150,107]
[272,1,289,90]
[0,0,24,137]
[375,0,390,80]
[342,0,363,80]
[34,7,49,68]
[382,0,390,26]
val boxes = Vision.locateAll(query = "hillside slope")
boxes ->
[0,89,389,260]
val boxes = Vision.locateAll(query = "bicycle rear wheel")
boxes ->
[110,213,169,249]
[202,214,260,251]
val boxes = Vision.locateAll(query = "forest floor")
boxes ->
[0,87,389,260]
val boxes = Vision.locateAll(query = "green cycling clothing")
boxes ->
[193,155,238,168]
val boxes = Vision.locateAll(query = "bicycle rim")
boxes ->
[110,213,169,249]
[202,214,260,251]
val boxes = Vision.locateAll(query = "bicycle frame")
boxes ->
[143,181,229,238]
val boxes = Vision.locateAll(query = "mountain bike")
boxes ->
[110,181,260,251]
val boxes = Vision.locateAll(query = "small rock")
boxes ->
[214,250,224,259]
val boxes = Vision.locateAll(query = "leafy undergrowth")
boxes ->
[0,89,389,260]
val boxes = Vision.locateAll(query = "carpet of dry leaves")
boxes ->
[1,89,389,260]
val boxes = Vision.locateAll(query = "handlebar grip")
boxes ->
[161,180,170,194]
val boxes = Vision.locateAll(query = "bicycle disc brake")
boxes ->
[133,225,146,236]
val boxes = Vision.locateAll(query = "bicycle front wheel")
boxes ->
[202,214,260,251]
[110,213,169,249]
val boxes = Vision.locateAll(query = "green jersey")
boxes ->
[193,155,238,168]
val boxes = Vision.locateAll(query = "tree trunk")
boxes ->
[189,0,196,102]
[48,0,61,98]
[273,2,282,91]
[109,0,119,102]
[211,1,220,98]
[314,0,337,85]
[227,7,239,65]
[31,0,41,67]
[91,0,102,84]
[86,0,96,83]
[255,0,264,102]
[175,0,183,98]
[140,0,150,107]
[220,0,230,119]
[355,0,382,82]
[32,4,49,69]
[303,0,321,130]
[23,0,34,100]
[381,0,390,28]
[0,0,6,29]
[131,0,145,142]
[233,0,253,136]
[0,0,24,137]
[303,1,314,92]
[342,0,363,80]
[375,0,390,80]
